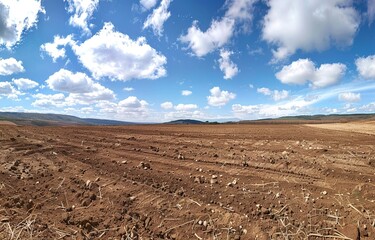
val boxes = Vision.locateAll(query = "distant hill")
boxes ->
[240,113,375,124]
[165,119,205,124]
[2,112,375,127]
[0,112,136,126]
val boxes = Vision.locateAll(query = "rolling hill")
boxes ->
[0,112,135,126]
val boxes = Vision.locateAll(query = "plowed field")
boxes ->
[0,124,374,239]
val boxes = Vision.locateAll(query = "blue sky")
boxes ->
[1,0,375,122]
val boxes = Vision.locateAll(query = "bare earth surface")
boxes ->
[0,124,374,239]
[306,121,375,136]
[0,121,17,126]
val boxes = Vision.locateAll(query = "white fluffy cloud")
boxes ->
[218,49,239,79]
[118,96,148,109]
[272,90,290,101]
[232,97,312,119]
[355,55,375,80]
[276,59,346,89]
[32,93,68,108]
[97,97,150,121]
[160,102,198,111]
[174,103,198,111]
[164,110,204,120]
[40,35,75,62]
[257,87,271,96]
[143,0,172,36]
[46,69,115,105]
[47,69,98,93]
[12,78,38,90]
[338,92,360,102]
[262,0,360,61]
[181,90,192,96]
[225,0,255,27]
[73,22,167,81]
[65,0,99,34]
[180,0,256,57]
[257,87,289,101]
[180,18,235,57]
[123,87,134,92]
[207,86,236,107]
[0,0,44,48]
[360,102,375,112]
[0,58,24,75]
[0,81,21,99]
[161,101,173,109]
[140,0,158,10]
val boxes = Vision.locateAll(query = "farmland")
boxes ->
[0,123,374,239]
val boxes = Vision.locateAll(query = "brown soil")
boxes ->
[0,124,374,239]
[307,122,375,136]
[0,121,17,126]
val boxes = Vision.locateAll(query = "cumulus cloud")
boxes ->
[65,0,99,34]
[140,0,158,10]
[225,0,256,29]
[257,87,289,101]
[232,96,313,119]
[180,0,256,57]
[181,90,192,96]
[32,93,69,108]
[73,22,167,81]
[276,59,346,89]
[40,35,75,62]
[338,92,360,102]
[262,0,360,61]
[0,58,24,75]
[97,97,150,121]
[143,0,172,37]
[207,86,236,107]
[160,102,204,120]
[123,87,134,92]
[12,78,39,90]
[257,87,271,96]
[46,69,115,105]
[180,18,235,57]
[161,101,173,109]
[355,55,375,80]
[164,110,204,120]
[218,49,238,79]
[360,102,375,112]
[0,81,21,99]
[118,96,148,109]
[0,0,44,48]
[47,69,99,93]
[272,90,290,101]
[174,103,198,111]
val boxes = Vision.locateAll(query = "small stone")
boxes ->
[129,196,137,201]
[210,178,218,184]
[194,177,203,184]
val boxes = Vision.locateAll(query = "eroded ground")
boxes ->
[0,124,374,239]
